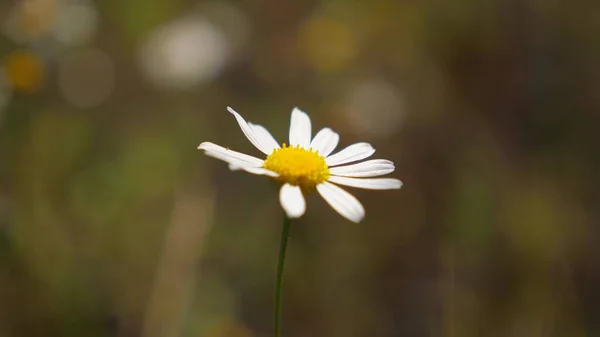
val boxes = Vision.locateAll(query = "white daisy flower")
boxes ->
[198,107,403,223]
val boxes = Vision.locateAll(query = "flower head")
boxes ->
[198,107,402,222]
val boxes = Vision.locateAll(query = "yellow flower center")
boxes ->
[263,144,330,192]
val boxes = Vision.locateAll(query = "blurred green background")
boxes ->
[1,0,599,336]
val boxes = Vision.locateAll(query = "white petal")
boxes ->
[248,122,280,154]
[317,182,365,223]
[328,176,403,190]
[325,142,375,167]
[227,106,273,155]
[329,159,395,177]
[203,150,260,168]
[229,165,279,177]
[310,128,339,157]
[199,142,264,167]
[279,184,306,218]
[289,107,311,148]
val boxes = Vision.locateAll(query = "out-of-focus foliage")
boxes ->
[1,0,599,336]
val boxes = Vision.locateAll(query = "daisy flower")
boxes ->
[198,107,402,223]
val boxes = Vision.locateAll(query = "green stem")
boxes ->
[274,215,292,337]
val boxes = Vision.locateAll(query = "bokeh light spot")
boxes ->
[139,15,231,90]
[16,0,58,39]
[344,78,406,138]
[52,0,99,46]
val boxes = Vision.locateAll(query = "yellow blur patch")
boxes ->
[298,18,357,73]
[4,50,46,93]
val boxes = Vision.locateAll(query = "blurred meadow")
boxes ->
[1,0,600,336]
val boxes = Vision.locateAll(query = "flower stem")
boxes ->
[274,215,292,337]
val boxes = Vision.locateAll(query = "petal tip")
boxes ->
[285,212,304,219]
[291,107,311,121]
[388,179,403,189]
[280,184,307,218]
[345,211,365,223]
